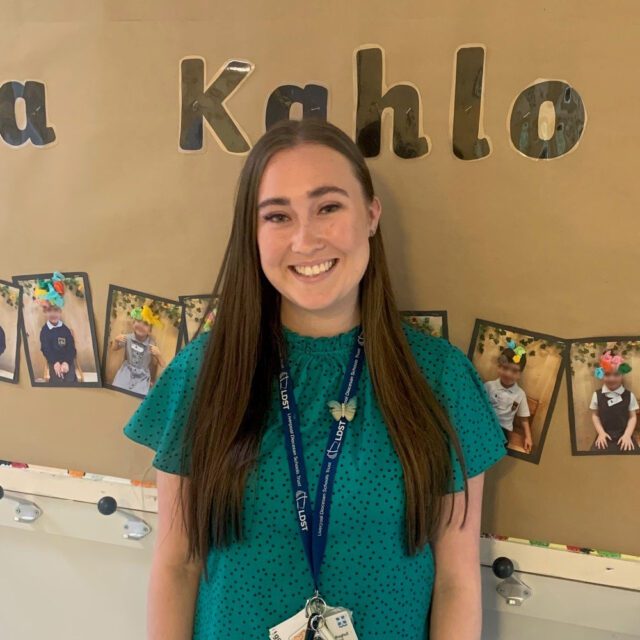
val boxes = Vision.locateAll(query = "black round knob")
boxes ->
[492,556,514,579]
[97,496,118,515]
[0,485,4,500]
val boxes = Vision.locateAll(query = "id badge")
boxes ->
[323,607,359,638]
[269,604,359,639]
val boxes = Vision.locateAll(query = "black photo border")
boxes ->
[178,293,216,348]
[102,284,185,400]
[565,334,640,457]
[0,278,23,385]
[468,318,567,465]
[12,271,103,388]
[401,309,449,341]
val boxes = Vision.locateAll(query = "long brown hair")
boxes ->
[177,118,469,581]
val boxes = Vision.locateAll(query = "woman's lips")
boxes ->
[288,258,338,282]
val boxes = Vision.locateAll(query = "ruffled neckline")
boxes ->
[282,323,360,355]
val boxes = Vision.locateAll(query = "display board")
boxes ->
[1,0,638,557]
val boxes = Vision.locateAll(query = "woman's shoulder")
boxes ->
[123,330,211,475]
[147,331,211,391]
[401,320,464,385]
[401,320,508,488]
[170,330,210,372]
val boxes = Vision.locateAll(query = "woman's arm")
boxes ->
[149,470,203,640]
[429,472,485,640]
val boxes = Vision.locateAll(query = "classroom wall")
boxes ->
[1,0,639,556]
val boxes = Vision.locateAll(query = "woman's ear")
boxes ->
[368,195,382,233]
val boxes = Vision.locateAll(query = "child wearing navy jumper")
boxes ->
[34,272,77,385]
[590,350,639,453]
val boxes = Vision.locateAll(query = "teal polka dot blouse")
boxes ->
[122,321,507,639]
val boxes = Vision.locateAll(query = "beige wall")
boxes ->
[1,0,639,556]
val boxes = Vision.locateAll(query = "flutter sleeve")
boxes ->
[435,343,508,493]
[122,331,209,475]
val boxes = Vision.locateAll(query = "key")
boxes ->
[304,612,324,640]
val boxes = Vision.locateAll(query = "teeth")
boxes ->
[293,259,335,277]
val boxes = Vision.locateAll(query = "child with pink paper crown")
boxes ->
[483,338,533,453]
[590,349,639,453]
[34,271,78,385]
[111,304,165,395]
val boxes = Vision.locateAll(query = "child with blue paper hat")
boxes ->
[34,271,78,384]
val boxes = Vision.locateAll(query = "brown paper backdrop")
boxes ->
[1,0,638,556]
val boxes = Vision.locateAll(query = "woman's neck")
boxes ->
[281,300,361,337]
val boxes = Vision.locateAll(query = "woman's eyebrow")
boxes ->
[308,185,349,199]
[257,185,349,210]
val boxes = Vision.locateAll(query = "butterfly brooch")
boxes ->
[327,397,358,422]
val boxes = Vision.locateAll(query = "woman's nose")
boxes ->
[291,221,322,252]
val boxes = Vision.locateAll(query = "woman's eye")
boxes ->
[264,213,287,223]
[320,203,342,213]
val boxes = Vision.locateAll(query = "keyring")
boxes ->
[307,611,324,631]
[305,594,327,617]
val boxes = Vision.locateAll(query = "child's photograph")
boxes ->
[567,337,640,456]
[179,294,218,346]
[103,285,184,399]
[401,310,448,339]
[0,279,23,384]
[12,271,102,387]
[468,319,566,464]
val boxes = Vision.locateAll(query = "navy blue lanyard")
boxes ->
[278,327,365,595]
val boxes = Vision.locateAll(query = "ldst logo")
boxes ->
[326,418,347,460]
[279,371,290,410]
[295,490,308,531]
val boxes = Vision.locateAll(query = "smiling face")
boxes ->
[256,142,381,333]
[132,319,151,339]
[603,371,623,390]
[498,361,522,386]
[43,304,62,323]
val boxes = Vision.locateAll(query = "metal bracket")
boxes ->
[496,574,533,606]
[97,496,151,540]
[0,485,43,523]
[492,556,533,606]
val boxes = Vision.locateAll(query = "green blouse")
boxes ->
[122,321,507,639]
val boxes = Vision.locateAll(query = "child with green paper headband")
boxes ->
[589,349,638,453]
[111,304,166,395]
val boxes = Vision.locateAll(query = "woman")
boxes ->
[123,117,507,639]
